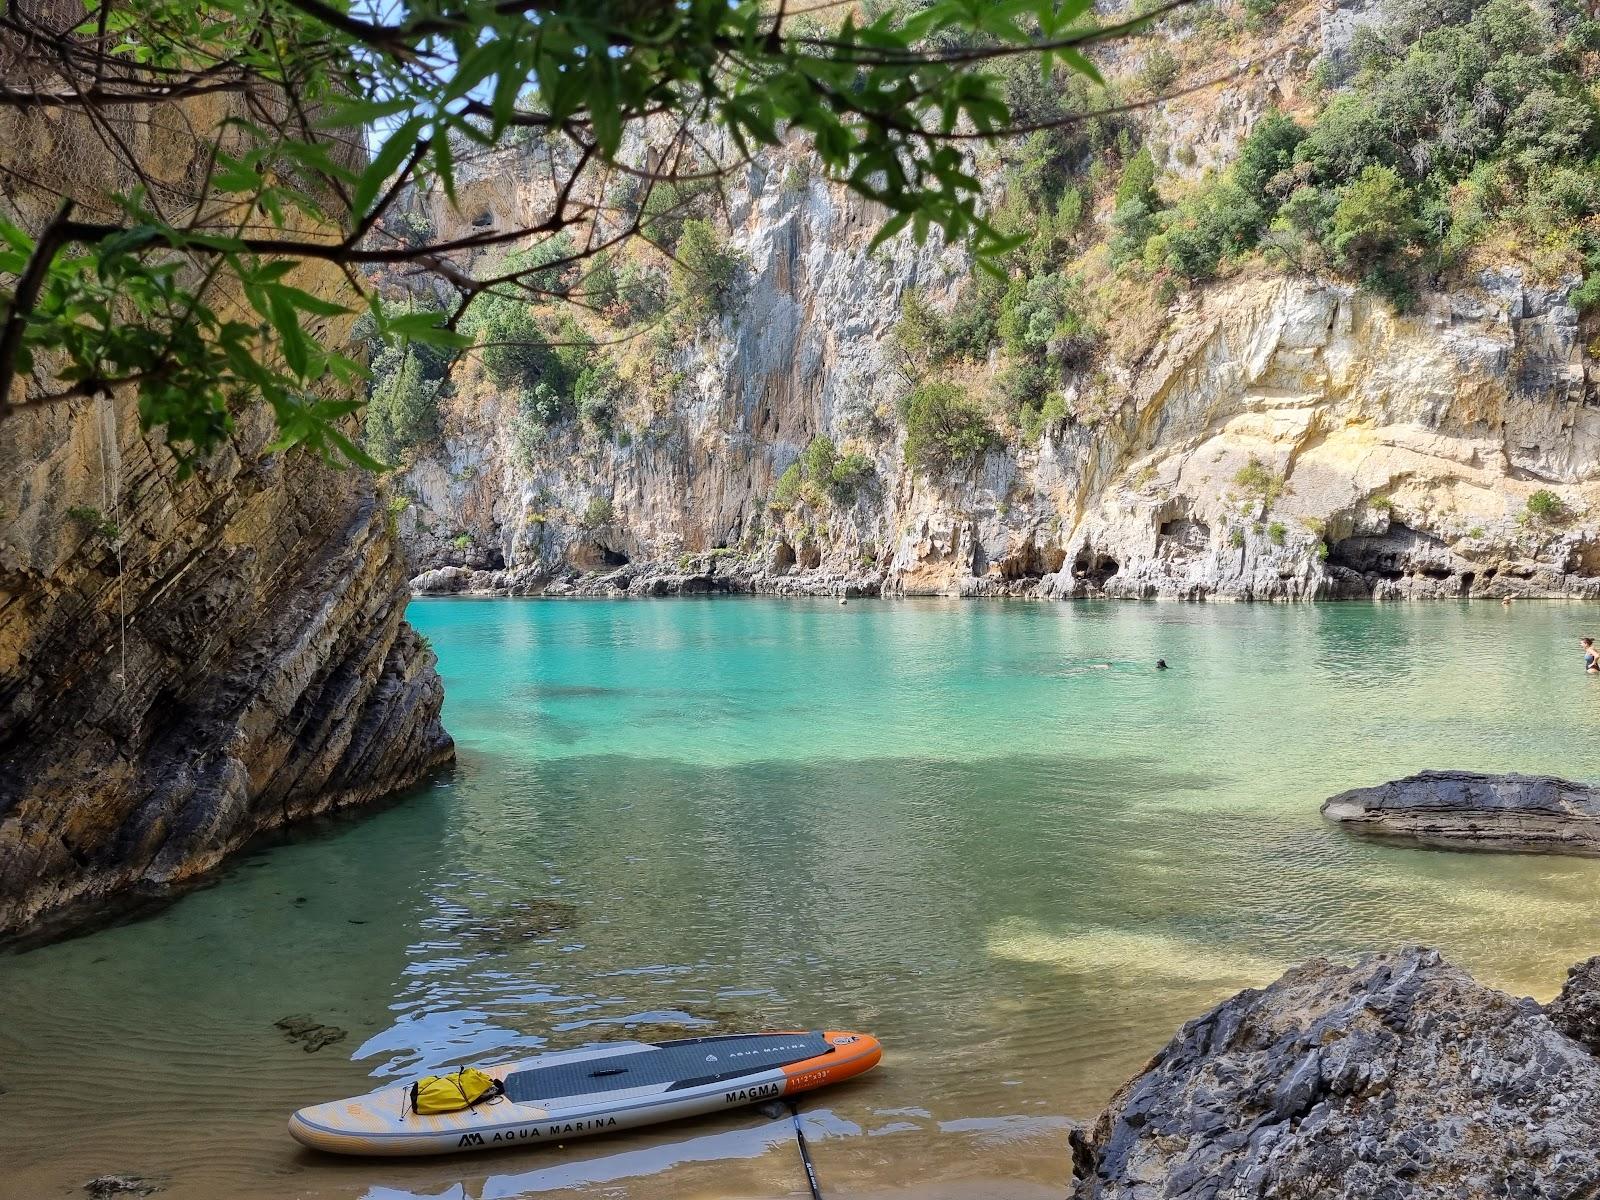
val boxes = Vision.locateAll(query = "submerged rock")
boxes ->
[1321,769,1600,855]
[1071,947,1600,1199]
[83,1176,162,1198]
[275,1015,348,1053]
[456,899,578,948]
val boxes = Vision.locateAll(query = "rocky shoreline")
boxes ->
[1323,770,1600,855]
[408,553,1600,601]
[1071,947,1600,1199]
[410,556,888,599]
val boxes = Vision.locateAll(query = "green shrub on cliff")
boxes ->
[639,179,716,251]
[1116,146,1159,212]
[1233,457,1286,507]
[575,359,623,439]
[892,278,1005,372]
[1017,390,1068,446]
[66,505,121,543]
[802,436,875,505]
[671,221,745,326]
[1111,148,1161,264]
[997,272,1092,359]
[770,436,876,510]
[1330,167,1421,271]
[828,452,875,504]
[1139,0,1600,297]
[900,382,995,475]
[800,436,839,491]
[461,293,554,390]
[1524,489,1569,524]
[770,463,803,512]
[612,263,670,326]
[364,348,442,465]
[580,496,615,530]
[892,290,949,378]
[1146,178,1264,281]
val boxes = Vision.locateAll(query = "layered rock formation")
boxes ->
[1323,770,1600,856]
[0,393,453,937]
[1070,947,1600,1199]
[0,88,453,939]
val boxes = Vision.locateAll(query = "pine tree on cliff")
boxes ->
[0,0,1190,469]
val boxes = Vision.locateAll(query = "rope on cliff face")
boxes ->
[96,390,127,698]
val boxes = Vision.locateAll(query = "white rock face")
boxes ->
[391,59,1600,602]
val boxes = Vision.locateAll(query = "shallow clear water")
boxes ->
[7,597,1600,1199]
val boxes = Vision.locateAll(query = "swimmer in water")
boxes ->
[1156,659,1169,670]
[1582,637,1599,673]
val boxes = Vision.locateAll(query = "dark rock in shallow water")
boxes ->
[83,1176,162,1198]
[1321,769,1600,855]
[1071,947,1600,1199]
[275,1014,348,1053]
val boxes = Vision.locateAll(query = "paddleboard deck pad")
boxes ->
[288,1029,881,1156]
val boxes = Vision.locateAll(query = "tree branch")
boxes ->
[0,199,76,421]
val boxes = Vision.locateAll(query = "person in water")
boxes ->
[1583,638,1599,673]
[1156,659,1169,670]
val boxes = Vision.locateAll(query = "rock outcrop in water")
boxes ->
[1322,770,1600,856]
[0,392,455,938]
[1070,947,1600,1199]
[0,96,453,939]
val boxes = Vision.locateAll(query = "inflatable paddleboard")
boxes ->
[288,1028,881,1156]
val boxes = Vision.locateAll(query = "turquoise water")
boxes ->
[7,597,1600,1199]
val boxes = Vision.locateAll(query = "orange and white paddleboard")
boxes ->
[288,1029,881,1156]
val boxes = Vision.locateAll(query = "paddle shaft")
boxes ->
[789,1101,823,1200]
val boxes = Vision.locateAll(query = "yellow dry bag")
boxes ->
[408,1067,504,1116]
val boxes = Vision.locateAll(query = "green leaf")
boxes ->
[386,310,472,349]
[323,423,388,471]
[353,116,427,220]
[1058,48,1105,87]
[268,293,311,377]
[0,221,34,253]
[314,95,415,129]
[867,211,912,252]
[270,283,349,317]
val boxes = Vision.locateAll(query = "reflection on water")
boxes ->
[6,597,1600,1200]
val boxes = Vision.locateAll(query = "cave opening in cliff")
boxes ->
[1072,552,1120,587]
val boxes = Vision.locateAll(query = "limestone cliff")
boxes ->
[390,0,1600,603]
[0,98,453,939]
[412,253,1598,602]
